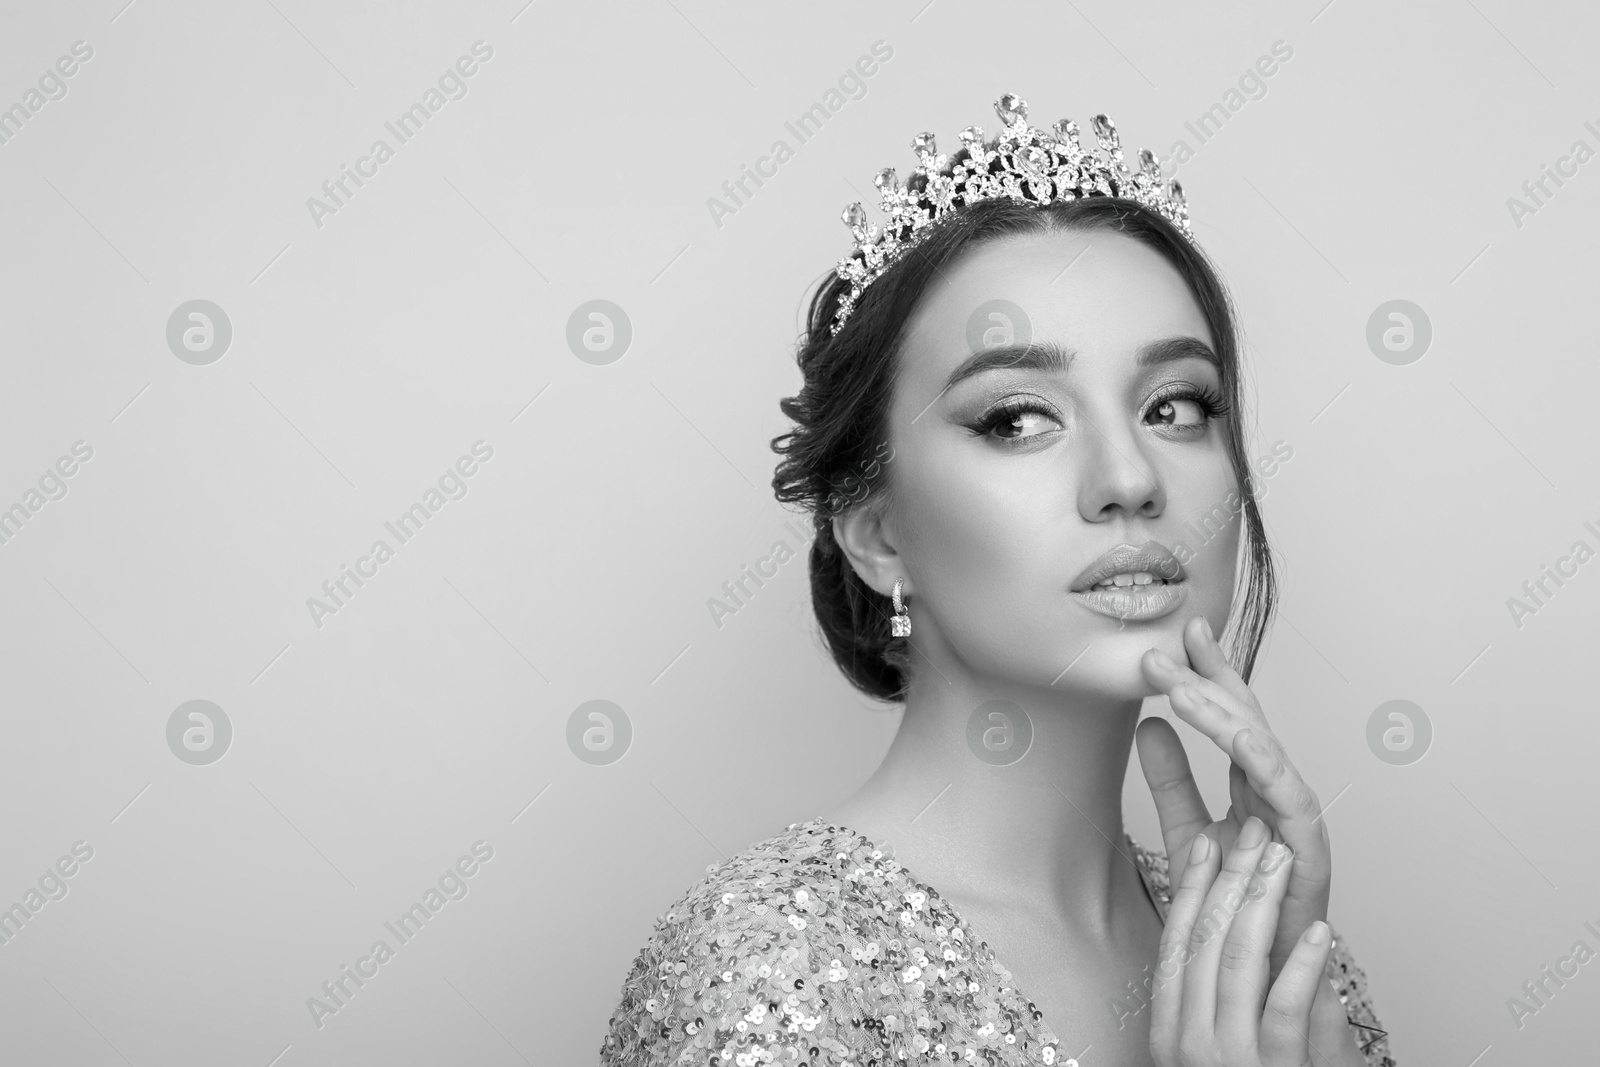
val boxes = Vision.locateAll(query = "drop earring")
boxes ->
[890,577,911,637]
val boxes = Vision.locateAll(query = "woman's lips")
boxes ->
[1070,540,1186,591]
[1067,575,1188,621]
[1067,540,1189,622]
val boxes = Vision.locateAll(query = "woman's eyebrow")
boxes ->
[1137,334,1219,370]
[942,340,1073,390]
[941,334,1217,391]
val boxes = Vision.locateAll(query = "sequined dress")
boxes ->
[601,817,1394,1066]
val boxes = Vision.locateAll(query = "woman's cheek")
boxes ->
[1165,481,1241,602]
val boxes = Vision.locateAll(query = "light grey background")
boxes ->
[0,0,1595,1063]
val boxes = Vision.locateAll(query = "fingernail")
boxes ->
[1237,817,1267,850]
[1306,921,1330,946]
[1190,833,1209,864]
[1201,617,1215,643]
[1149,650,1176,670]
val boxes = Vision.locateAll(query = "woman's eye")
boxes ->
[977,402,1061,442]
[1149,397,1207,429]
[995,411,1053,440]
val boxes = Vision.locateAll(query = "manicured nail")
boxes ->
[1306,921,1330,946]
[1237,817,1267,850]
[1149,650,1177,670]
[1190,833,1209,864]
[1200,617,1215,643]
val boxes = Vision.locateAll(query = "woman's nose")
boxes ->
[1075,415,1165,522]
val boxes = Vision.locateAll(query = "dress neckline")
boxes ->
[800,815,1168,1057]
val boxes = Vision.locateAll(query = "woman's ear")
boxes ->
[831,500,904,598]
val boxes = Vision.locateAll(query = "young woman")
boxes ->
[601,94,1393,1067]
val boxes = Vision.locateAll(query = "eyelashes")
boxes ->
[965,395,1060,442]
[963,384,1230,444]
[1147,383,1232,428]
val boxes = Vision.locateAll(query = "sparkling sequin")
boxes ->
[600,818,1395,1066]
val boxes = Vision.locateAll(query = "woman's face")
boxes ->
[871,228,1241,700]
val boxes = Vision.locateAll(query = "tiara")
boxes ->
[831,93,1193,334]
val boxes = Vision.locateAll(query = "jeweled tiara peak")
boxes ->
[831,93,1193,334]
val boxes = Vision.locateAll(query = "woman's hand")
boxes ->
[1135,615,1332,980]
[1149,819,1364,1067]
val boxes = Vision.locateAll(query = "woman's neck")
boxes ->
[825,663,1148,941]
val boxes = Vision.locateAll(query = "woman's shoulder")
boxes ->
[1126,834,1396,1067]
[609,818,880,967]
[598,818,880,1067]
[600,817,1069,1067]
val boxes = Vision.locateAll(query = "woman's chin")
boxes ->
[1046,627,1191,702]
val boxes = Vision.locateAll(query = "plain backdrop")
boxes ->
[0,0,1596,1063]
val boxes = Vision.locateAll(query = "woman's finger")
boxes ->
[1306,967,1364,1067]
[1214,840,1294,1048]
[1134,717,1213,882]
[1165,684,1328,879]
[1162,685,1310,832]
[1228,761,1274,836]
[1149,831,1222,1053]
[1144,646,1317,838]
[1180,615,1257,707]
[1148,667,1254,753]
[1231,728,1322,829]
[1229,746,1297,852]
[1232,727,1332,906]
[1141,649,1243,731]
[1178,816,1274,1037]
[1258,921,1335,1063]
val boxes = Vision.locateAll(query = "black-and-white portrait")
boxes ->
[1,2,1594,1064]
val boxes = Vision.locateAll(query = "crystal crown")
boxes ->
[831,93,1193,334]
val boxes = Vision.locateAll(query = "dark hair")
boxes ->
[771,196,1276,702]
